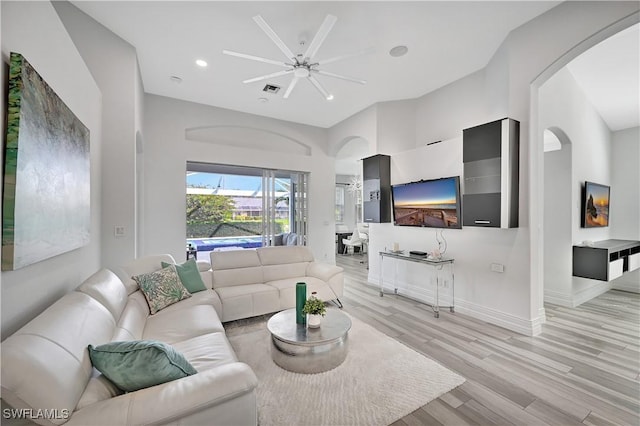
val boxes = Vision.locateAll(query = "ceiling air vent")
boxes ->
[263,84,281,94]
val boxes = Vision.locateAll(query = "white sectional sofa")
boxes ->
[1,255,258,426]
[206,245,344,322]
[1,246,344,425]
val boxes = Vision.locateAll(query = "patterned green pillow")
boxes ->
[132,265,191,314]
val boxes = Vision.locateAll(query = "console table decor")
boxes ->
[379,251,455,318]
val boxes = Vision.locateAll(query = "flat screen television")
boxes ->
[582,181,610,228]
[391,176,462,229]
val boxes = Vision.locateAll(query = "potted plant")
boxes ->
[302,292,326,328]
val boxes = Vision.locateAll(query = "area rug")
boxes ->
[228,313,465,426]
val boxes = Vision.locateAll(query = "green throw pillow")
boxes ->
[132,265,191,314]
[161,259,207,293]
[88,340,197,392]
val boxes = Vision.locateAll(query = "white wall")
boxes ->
[328,105,377,156]
[611,126,640,292]
[539,67,614,305]
[611,127,640,240]
[543,143,573,305]
[377,100,417,153]
[331,1,639,335]
[53,1,140,271]
[143,94,335,264]
[336,175,358,232]
[1,1,102,339]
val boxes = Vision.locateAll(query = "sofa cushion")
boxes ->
[133,265,192,314]
[262,262,308,282]
[161,259,207,293]
[267,276,338,308]
[112,291,148,341]
[88,340,197,392]
[0,292,115,424]
[77,269,128,321]
[143,305,225,345]
[76,372,123,411]
[172,332,238,372]
[257,245,314,265]
[153,288,223,317]
[211,249,264,288]
[119,254,177,295]
[215,284,280,322]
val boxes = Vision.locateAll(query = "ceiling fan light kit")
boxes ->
[223,14,370,100]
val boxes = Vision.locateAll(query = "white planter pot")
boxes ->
[307,314,322,328]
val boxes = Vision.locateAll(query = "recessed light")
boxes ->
[326,94,334,101]
[195,59,208,67]
[169,75,183,84]
[258,97,269,103]
[389,45,408,57]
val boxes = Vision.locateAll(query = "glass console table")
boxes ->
[379,251,454,318]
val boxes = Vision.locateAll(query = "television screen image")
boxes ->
[583,181,610,228]
[391,176,462,229]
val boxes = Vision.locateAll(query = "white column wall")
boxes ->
[53,1,139,271]
[611,126,640,293]
[1,1,102,338]
[143,94,335,264]
[330,1,639,335]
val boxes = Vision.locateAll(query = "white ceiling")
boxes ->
[71,1,560,128]
[566,23,640,132]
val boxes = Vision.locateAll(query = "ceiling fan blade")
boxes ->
[223,50,291,67]
[314,69,366,85]
[303,14,337,61]
[283,76,301,99]
[253,15,296,61]
[243,69,294,84]
[316,47,375,66]
[308,75,332,100]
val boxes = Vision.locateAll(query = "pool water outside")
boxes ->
[187,236,263,252]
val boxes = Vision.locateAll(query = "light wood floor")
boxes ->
[336,253,640,426]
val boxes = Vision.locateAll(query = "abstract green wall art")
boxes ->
[2,52,90,271]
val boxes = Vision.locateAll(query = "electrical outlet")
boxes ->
[114,226,125,237]
[491,263,505,273]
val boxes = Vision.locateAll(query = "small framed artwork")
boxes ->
[582,181,610,228]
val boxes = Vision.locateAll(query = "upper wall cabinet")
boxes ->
[363,154,391,223]
[463,118,519,228]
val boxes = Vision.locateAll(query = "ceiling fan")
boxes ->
[223,14,371,100]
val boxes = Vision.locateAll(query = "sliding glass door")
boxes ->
[186,162,308,258]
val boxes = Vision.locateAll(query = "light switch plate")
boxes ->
[491,263,505,273]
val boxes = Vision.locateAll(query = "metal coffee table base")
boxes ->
[267,308,352,374]
[270,333,349,374]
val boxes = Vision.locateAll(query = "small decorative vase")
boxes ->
[307,314,322,328]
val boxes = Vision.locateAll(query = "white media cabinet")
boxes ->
[572,239,640,281]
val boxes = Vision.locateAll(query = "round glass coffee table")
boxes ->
[267,308,351,374]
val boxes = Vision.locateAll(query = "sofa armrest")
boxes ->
[306,262,342,282]
[306,262,344,299]
[67,363,257,425]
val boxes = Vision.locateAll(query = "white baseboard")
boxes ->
[544,288,574,307]
[367,278,544,336]
[545,281,616,308]
[572,281,613,306]
[612,282,640,293]
[454,299,544,336]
